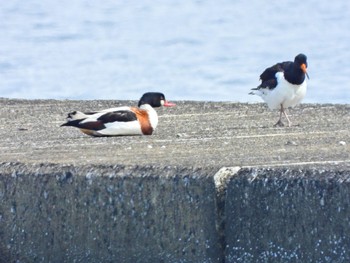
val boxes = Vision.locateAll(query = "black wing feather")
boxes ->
[97,110,137,123]
[260,61,292,81]
[61,119,106,130]
[258,61,293,89]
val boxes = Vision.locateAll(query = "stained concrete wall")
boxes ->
[1,163,350,262]
[225,168,350,262]
[0,163,222,263]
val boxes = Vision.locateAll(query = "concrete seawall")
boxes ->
[0,99,349,262]
[225,168,350,262]
[0,163,221,263]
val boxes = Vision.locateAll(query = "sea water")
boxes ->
[1,0,349,103]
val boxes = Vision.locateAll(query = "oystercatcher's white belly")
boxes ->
[262,72,307,110]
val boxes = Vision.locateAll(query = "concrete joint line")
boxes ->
[243,159,350,168]
[213,166,241,262]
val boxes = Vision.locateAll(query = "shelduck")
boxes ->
[61,92,175,136]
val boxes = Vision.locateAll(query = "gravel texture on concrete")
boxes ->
[0,98,349,169]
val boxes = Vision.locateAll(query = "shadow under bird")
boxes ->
[61,92,175,137]
[249,53,309,127]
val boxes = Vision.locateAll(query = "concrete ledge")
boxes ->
[225,168,350,262]
[0,163,222,263]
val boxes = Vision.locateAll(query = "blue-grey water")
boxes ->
[1,0,349,103]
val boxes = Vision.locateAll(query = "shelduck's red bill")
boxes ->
[163,101,176,107]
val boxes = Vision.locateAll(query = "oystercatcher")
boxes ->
[61,92,175,136]
[250,54,309,127]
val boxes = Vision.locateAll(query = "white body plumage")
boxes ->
[253,72,307,110]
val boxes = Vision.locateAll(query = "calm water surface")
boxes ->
[1,0,349,103]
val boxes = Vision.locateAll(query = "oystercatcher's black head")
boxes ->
[138,92,176,108]
[294,53,309,79]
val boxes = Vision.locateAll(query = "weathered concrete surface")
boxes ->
[225,168,350,262]
[0,98,349,169]
[0,163,221,263]
[0,99,349,262]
